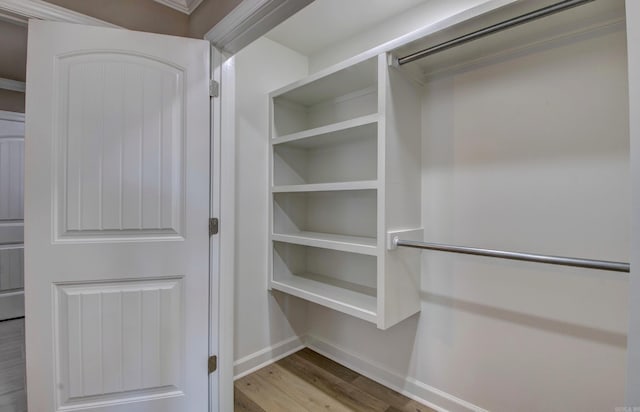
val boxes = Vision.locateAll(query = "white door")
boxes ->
[25,21,211,411]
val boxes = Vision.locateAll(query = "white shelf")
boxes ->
[271,57,378,106]
[272,180,377,193]
[272,231,377,255]
[271,273,377,324]
[272,114,378,146]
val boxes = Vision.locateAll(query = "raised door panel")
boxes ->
[54,278,182,408]
[55,53,185,241]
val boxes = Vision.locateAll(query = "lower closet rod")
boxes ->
[392,238,629,273]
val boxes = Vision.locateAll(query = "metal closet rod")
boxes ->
[397,0,595,66]
[392,239,630,273]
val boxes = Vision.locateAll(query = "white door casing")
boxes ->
[25,20,210,411]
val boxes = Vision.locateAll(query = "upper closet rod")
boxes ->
[397,0,595,66]
[392,238,629,273]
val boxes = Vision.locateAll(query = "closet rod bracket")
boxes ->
[387,228,423,250]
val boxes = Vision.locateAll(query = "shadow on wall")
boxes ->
[421,291,626,348]
[271,290,310,339]
[306,303,421,382]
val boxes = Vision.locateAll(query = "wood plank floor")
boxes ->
[0,318,27,412]
[235,348,435,412]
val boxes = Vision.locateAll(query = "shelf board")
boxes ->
[271,272,377,324]
[270,56,378,106]
[272,114,378,146]
[272,180,377,193]
[272,231,377,256]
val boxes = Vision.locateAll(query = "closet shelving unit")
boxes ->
[268,0,626,330]
[268,55,422,329]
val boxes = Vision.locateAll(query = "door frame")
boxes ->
[206,2,311,409]
[209,45,235,412]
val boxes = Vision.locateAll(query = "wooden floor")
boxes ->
[235,348,435,412]
[0,322,435,412]
[0,318,27,412]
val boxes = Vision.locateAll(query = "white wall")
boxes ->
[233,37,310,375]
[308,0,500,73]
[303,4,630,412]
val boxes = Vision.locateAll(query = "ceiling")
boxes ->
[265,0,429,56]
[153,0,204,14]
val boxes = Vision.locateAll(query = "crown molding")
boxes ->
[205,0,313,54]
[153,0,204,15]
[0,0,121,28]
[0,9,27,25]
[0,78,25,93]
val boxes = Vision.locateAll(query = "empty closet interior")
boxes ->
[234,0,631,408]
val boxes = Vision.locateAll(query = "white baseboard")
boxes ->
[233,335,305,379]
[305,334,488,412]
[232,333,486,412]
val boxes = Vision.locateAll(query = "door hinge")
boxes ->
[208,355,217,374]
[209,80,219,97]
[209,218,219,236]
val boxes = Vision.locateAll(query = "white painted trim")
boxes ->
[215,50,236,412]
[204,0,313,54]
[626,0,640,405]
[231,334,488,412]
[0,110,25,122]
[153,0,204,15]
[0,0,121,28]
[233,336,305,380]
[305,335,488,412]
[0,78,25,93]
[209,46,221,412]
[0,10,27,25]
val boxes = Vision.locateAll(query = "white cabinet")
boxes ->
[268,54,422,329]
